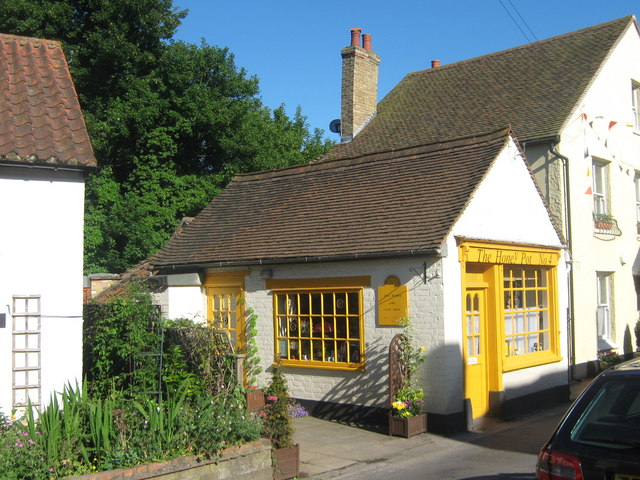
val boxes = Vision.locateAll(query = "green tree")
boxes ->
[0,0,333,273]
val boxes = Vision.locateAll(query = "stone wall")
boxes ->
[68,439,272,480]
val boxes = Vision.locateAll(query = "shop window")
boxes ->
[503,267,559,369]
[272,283,365,371]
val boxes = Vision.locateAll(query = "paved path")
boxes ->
[293,381,590,479]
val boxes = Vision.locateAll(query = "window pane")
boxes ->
[337,340,347,362]
[348,316,359,338]
[301,340,310,360]
[335,293,346,313]
[505,313,513,335]
[525,290,537,308]
[347,293,358,314]
[539,311,548,330]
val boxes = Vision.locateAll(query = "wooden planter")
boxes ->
[389,412,427,438]
[246,389,265,411]
[272,443,299,480]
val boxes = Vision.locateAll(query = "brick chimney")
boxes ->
[340,28,380,143]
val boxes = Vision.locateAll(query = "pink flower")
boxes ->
[266,395,278,403]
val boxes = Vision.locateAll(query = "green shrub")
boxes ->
[0,380,262,479]
[261,359,294,449]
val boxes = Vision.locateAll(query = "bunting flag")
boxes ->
[585,186,593,195]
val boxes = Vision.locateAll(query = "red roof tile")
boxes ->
[0,33,96,168]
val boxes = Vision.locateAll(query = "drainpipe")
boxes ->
[551,140,575,384]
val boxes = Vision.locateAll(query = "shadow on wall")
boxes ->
[288,337,570,437]
[290,340,469,433]
[289,335,390,432]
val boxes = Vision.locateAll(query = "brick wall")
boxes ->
[340,44,380,142]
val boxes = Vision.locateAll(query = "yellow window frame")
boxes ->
[205,272,248,352]
[267,277,369,371]
[459,241,562,372]
[499,265,562,371]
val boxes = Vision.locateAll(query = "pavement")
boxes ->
[292,380,591,479]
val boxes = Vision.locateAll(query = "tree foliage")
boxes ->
[0,0,333,273]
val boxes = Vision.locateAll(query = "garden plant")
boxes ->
[0,286,262,479]
[391,319,426,418]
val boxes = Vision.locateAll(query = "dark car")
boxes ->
[536,358,640,480]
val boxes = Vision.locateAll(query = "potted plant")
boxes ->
[261,357,299,480]
[598,350,622,371]
[389,319,427,437]
[593,213,615,231]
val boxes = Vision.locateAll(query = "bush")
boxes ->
[635,319,640,352]
[0,381,262,479]
[261,359,294,449]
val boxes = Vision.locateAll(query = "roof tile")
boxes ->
[0,33,96,168]
[152,129,513,267]
[322,16,634,161]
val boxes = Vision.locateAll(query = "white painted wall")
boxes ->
[0,167,85,414]
[553,23,640,370]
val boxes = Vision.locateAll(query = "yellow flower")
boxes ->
[392,401,407,410]
[419,346,425,352]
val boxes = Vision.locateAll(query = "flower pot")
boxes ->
[388,412,427,437]
[272,443,299,480]
[246,389,265,411]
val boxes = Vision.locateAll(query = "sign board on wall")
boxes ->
[378,284,409,326]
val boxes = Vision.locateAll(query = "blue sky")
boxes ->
[173,1,640,140]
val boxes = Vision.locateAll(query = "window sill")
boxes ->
[278,359,365,372]
[502,351,562,372]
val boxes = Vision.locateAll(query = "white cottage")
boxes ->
[150,128,567,432]
[0,34,97,414]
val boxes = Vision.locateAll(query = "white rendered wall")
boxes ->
[554,23,640,369]
[0,167,85,414]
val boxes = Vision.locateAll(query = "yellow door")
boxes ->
[464,288,489,419]
[206,287,245,352]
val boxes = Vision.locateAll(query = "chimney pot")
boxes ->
[431,59,441,68]
[362,33,372,51]
[350,28,362,47]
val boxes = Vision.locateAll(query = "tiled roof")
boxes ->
[152,129,513,268]
[0,33,96,168]
[322,16,634,161]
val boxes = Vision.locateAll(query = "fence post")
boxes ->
[235,354,246,386]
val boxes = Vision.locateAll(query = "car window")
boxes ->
[570,378,640,449]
